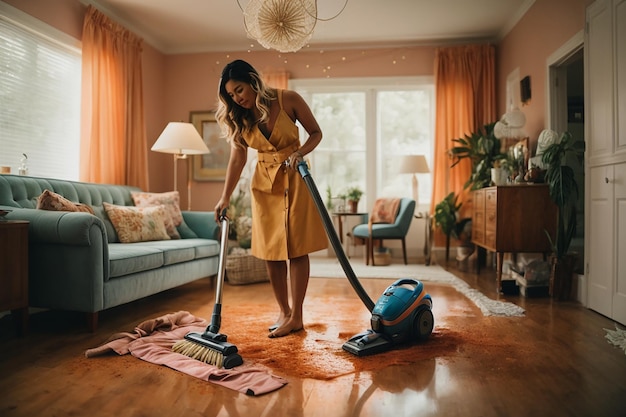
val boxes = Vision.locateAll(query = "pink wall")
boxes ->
[3,0,83,40]
[497,0,593,148]
[3,0,592,211]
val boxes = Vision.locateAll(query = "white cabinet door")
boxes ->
[588,166,614,318]
[613,163,626,324]
[617,0,626,151]
[586,0,626,325]
[586,0,614,160]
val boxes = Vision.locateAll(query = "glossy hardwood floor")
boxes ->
[1,255,625,417]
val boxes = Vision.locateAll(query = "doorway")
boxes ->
[547,32,585,293]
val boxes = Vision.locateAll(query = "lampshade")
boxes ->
[494,107,527,139]
[151,122,210,155]
[505,107,526,128]
[399,155,430,174]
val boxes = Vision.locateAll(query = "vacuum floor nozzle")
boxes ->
[342,330,393,356]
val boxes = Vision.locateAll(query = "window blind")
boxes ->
[0,3,81,180]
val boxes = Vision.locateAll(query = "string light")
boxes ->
[213,47,415,79]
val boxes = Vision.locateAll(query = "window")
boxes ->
[0,3,81,180]
[292,77,435,211]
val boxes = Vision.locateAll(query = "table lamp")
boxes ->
[399,154,430,207]
[151,122,210,209]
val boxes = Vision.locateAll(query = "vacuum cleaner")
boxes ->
[172,209,243,369]
[296,161,434,356]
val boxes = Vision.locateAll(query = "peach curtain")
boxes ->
[262,70,290,89]
[430,44,496,245]
[80,6,148,189]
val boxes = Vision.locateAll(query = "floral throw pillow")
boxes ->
[103,202,171,243]
[131,191,183,239]
[37,189,95,215]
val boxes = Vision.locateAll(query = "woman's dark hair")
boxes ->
[216,59,275,146]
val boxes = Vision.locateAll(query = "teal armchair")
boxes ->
[352,198,416,265]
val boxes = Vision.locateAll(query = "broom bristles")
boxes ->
[172,339,224,368]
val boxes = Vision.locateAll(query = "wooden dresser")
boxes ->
[472,185,557,291]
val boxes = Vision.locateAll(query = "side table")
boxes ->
[0,220,29,335]
[414,212,433,265]
[331,211,367,257]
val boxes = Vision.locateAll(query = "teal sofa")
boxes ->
[0,174,221,331]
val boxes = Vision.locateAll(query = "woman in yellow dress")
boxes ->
[214,60,328,338]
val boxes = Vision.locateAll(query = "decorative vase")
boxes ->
[348,200,359,213]
[491,167,508,186]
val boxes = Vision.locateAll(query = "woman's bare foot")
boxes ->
[268,319,303,338]
[268,312,291,332]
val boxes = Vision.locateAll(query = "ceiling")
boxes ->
[85,0,535,54]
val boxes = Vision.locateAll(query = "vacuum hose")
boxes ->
[297,162,375,311]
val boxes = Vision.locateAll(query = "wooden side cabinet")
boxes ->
[472,185,557,291]
[0,220,29,335]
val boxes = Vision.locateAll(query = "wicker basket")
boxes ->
[225,252,269,285]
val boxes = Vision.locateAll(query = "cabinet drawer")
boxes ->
[485,189,497,209]
[485,209,497,232]
[485,230,496,249]
[472,229,484,245]
[473,210,484,227]
[473,189,485,209]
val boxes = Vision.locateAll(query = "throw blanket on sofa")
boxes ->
[85,311,287,395]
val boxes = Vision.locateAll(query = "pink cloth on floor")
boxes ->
[85,311,287,396]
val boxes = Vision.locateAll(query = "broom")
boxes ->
[172,209,243,369]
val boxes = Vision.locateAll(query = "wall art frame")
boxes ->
[190,110,230,181]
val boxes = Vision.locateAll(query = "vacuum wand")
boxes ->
[171,208,243,369]
[207,208,230,334]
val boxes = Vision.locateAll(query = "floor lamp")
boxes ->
[399,154,430,208]
[151,122,210,210]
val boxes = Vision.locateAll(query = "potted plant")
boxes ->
[448,122,508,190]
[228,181,253,248]
[492,155,515,185]
[434,192,469,262]
[345,186,363,213]
[541,131,584,299]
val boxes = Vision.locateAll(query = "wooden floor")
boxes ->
[1,257,625,417]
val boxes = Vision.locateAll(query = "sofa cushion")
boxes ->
[134,240,195,265]
[37,189,95,214]
[189,238,221,259]
[103,202,170,243]
[108,244,164,279]
[107,239,220,279]
[140,238,220,261]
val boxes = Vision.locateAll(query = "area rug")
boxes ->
[604,325,626,355]
[310,258,525,317]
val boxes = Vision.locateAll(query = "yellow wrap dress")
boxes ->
[242,90,328,261]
